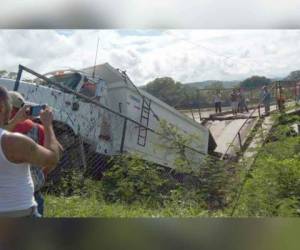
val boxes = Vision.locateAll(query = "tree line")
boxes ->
[141,70,300,109]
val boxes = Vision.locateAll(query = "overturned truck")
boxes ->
[0,63,216,177]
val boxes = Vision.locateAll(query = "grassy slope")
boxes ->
[44,196,225,217]
[234,114,300,217]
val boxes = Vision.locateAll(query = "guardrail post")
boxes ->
[258,105,261,118]
[120,118,127,153]
[238,132,242,150]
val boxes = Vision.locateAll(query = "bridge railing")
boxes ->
[180,81,300,120]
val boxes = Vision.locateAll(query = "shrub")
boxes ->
[101,155,178,205]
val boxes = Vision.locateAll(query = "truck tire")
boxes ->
[48,123,84,183]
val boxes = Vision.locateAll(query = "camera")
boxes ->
[29,104,47,117]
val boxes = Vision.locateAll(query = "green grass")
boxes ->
[44,195,228,217]
[233,117,300,217]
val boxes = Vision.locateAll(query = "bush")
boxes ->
[44,168,103,199]
[101,155,178,205]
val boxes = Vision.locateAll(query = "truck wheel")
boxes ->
[48,124,84,183]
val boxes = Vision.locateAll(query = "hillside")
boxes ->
[284,70,300,81]
[186,80,240,89]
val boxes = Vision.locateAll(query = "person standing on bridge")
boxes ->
[237,88,249,113]
[276,85,285,112]
[230,89,238,116]
[213,91,222,113]
[262,86,271,116]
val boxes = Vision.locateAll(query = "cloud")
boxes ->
[1,0,300,28]
[0,30,300,85]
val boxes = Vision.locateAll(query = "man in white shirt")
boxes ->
[0,86,61,217]
[213,92,222,113]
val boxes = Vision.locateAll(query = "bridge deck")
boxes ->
[181,102,297,157]
[206,118,257,155]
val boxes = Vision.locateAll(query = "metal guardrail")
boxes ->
[178,80,300,122]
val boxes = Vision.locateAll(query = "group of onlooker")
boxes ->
[230,88,249,115]
[213,88,249,116]
[213,83,300,117]
[262,83,300,114]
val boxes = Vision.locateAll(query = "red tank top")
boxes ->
[13,120,49,176]
[13,119,45,146]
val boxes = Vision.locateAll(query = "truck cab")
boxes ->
[42,70,105,101]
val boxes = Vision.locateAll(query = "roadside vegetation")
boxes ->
[44,112,300,217]
[44,146,233,217]
[234,114,300,217]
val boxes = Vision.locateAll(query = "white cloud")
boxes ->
[1,0,300,29]
[0,30,300,85]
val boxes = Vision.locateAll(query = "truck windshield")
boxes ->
[49,73,82,90]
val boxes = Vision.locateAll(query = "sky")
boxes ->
[1,29,300,86]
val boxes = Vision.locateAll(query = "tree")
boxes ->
[142,77,187,107]
[142,77,226,109]
[240,76,271,90]
[285,70,300,81]
[7,72,18,80]
[0,70,7,77]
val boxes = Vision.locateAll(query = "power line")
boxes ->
[168,33,254,69]
[175,35,232,60]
